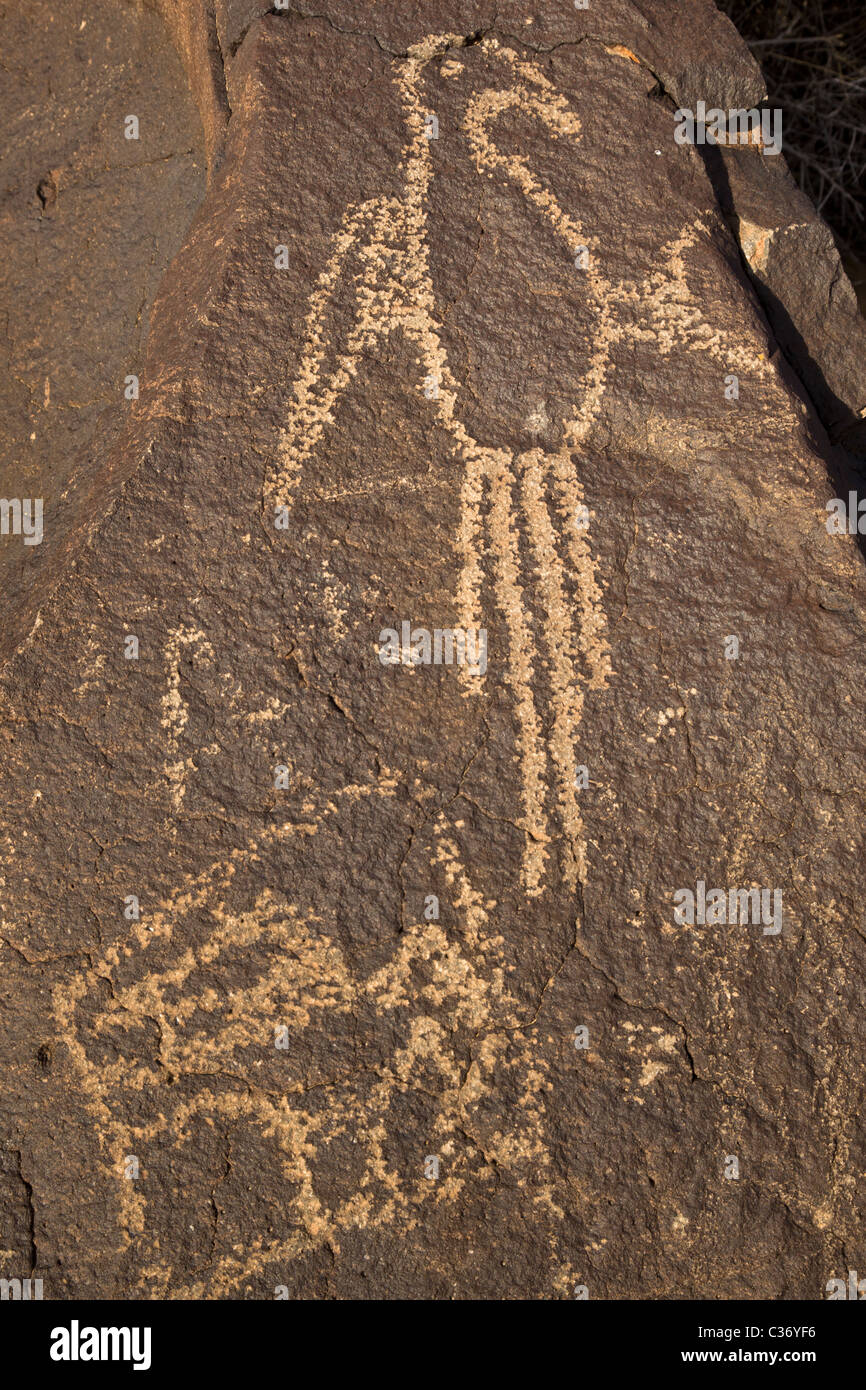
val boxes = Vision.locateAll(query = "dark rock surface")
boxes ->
[0,0,864,1299]
[0,0,206,659]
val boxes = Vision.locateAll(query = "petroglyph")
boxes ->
[26,28,816,1302]
[265,34,771,894]
[53,807,563,1297]
[161,626,214,822]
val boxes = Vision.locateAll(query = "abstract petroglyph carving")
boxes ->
[53,805,573,1298]
[264,33,771,896]
[161,625,214,823]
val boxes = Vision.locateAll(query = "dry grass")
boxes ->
[718,0,866,271]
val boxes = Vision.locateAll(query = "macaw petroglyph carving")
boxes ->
[264,33,771,895]
[46,35,781,1297]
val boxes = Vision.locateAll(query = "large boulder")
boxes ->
[1,0,864,1299]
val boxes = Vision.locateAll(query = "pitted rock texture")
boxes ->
[0,0,206,658]
[0,1,864,1300]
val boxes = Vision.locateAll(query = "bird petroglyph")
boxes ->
[47,33,779,1298]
